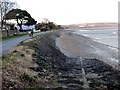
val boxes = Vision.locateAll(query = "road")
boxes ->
[0,32,48,57]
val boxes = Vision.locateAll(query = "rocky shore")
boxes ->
[2,30,120,89]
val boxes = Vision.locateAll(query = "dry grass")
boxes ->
[1,35,46,89]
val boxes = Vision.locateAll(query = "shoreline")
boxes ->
[2,30,120,89]
[56,30,118,70]
[67,28,118,48]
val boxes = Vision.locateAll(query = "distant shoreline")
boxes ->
[78,26,118,30]
[64,26,118,30]
[63,22,118,30]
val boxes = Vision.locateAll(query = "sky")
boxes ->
[16,0,119,25]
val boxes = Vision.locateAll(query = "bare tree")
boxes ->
[0,0,18,36]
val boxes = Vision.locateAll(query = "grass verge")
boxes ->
[2,33,28,41]
[1,33,45,63]
[1,32,41,41]
[2,53,15,63]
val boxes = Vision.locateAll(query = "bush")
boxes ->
[20,73,33,82]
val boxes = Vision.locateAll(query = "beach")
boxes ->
[56,30,118,69]
[2,30,120,89]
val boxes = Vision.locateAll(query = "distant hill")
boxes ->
[63,22,118,29]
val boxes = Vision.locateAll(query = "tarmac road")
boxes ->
[0,31,49,57]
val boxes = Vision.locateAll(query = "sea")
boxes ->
[72,27,118,49]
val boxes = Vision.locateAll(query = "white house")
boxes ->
[14,24,36,32]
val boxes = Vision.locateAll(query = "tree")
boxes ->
[5,9,37,31]
[0,0,17,36]
[36,21,59,31]
[42,18,49,24]
[47,22,57,30]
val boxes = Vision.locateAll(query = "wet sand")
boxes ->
[56,30,118,70]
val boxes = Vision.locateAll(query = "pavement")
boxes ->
[0,31,50,57]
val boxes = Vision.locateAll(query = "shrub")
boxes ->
[20,73,33,82]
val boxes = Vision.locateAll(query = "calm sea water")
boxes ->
[73,29,118,48]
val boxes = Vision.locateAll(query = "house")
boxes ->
[14,24,36,32]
